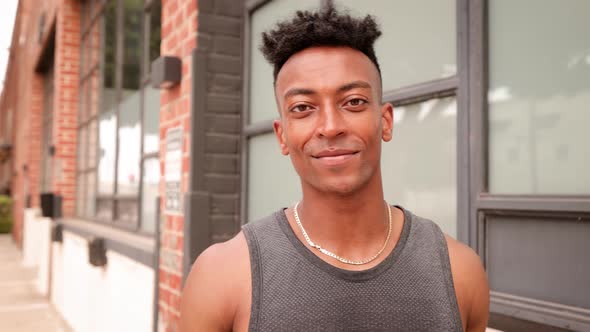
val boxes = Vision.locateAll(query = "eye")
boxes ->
[344,98,368,108]
[290,104,313,113]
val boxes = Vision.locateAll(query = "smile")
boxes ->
[312,150,360,166]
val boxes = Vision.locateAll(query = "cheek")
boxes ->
[357,116,382,146]
[285,121,315,152]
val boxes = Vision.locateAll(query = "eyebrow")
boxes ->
[282,80,372,100]
[283,88,316,100]
[337,80,372,93]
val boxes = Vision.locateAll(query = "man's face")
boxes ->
[273,46,393,195]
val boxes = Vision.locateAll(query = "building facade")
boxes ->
[0,0,588,331]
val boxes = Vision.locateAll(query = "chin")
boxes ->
[309,173,371,196]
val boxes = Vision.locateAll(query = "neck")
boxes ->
[296,171,389,259]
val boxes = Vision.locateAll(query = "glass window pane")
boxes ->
[141,157,160,233]
[79,79,87,125]
[77,125,87,171]
[86,171,96,217]
[334,0,456,91]
[149,0,161,65]
[488,1,590,194]
[117,92,141,195]
[76,174,86,217]
[80,33,88,82]
[96,198,112,220]
[143,86,160,154]
[248,0,321,124]
[117,199,138,225]
[122,0,142,97]
[247,133,301,222]
[83,77,90,123]
[81,0,90,31]
[88,120,98,169]
[102,0,117,113]
[98,110,116,195]
[382,97,457,237]
[41,71,53,193]
[88,19,101,117]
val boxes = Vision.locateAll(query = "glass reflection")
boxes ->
[488,0,590,194]
[102,0,117,113]
[141,157,160,233]
[150,0,161,64]
[86,171,96,217]
[335,0,456,91]
[76,174,86,217]
[117,199,138,224]
[248,0,321,124]
[248,134,301,222]
[123,0,142,98]
[117,92,141,195]
[98,111,116,195]
[143,87,160,154]
[382,97,457,237]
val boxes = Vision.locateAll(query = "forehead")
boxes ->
[275,46,381,98]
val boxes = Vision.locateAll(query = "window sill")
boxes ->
[57,217,156,268]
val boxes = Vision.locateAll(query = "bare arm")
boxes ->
[179,233,250,332]
[446,235,490,332]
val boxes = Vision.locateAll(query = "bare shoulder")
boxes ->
[444,234,490,332]
[179,231,251,332]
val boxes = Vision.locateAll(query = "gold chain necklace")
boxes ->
[293,201,392,265]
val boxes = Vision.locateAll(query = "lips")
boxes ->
[312,149,359,158]
[311,149,359,166]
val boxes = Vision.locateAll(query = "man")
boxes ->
[180,3,489,331]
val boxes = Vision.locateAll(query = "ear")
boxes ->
[273,119,289,155]
[381,102,394,142]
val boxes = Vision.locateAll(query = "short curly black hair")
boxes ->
[260,0,382,83]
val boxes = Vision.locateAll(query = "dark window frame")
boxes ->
[77,0,161,235]
[467,1,590,330]
[41,63,55,193]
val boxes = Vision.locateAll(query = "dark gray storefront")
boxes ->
[184,0,590,330]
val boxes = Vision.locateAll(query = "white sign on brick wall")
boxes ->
[165,127,183,213]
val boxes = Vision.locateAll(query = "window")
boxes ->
[244,0,458,237]
[335,0,456,91]
[77,0,161,232]
[245,0,320,221]
[41,65,54,194]
[488,0,590,194]
[381,97,457,236]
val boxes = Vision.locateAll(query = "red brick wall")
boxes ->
[53,0,80,217]
[0,0,79,245]
[28,73,44,209]
[2,0,46,245]
[158,0,197,330]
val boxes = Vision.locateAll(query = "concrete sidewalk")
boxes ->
[0,234,72,332]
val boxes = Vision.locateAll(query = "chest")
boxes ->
[250,266,459,331]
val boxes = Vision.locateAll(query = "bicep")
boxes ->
[467,261,490,332]
[445,235,490,332]
[179,246,233,332]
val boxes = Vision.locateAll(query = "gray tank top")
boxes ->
[242,206,463,332]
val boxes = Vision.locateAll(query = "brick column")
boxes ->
[158,0,243,330]
[52,0,80,217]
[158,0,197,331]
[27,74,44,209]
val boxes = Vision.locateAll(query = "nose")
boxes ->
[317,104,346,139]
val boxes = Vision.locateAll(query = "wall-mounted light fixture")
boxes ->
[40,193,62,218]
[88,237,107,267]
[151,56,182,89]
[0,143,11,163]
[51,223,63,243]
